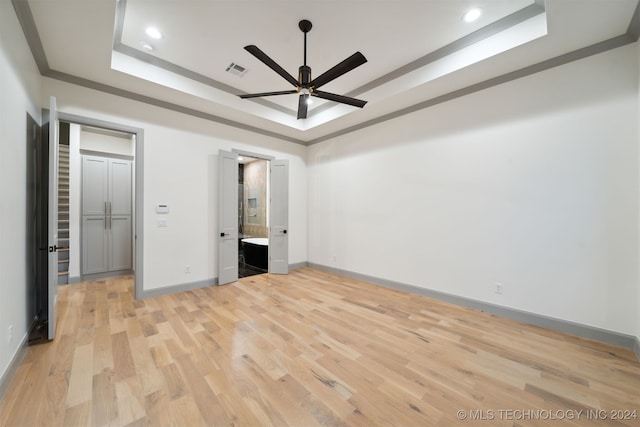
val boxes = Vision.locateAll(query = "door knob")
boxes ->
[49,245,58,253]
[283,230,287,234]
[220,232,227,237]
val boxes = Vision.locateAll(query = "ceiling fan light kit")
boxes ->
[239,19,368,119]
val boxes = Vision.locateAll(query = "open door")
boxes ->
[269,159,289,274]
[218,150,238,285]
[46,96,59,340]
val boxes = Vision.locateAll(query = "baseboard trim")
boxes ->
[81,270,133,282]
[288,262,308,271]
[68,275,81,285]
[140,277,217,299]
[140,262,307,299]
[0,327,31,400]
[307,262,639,358]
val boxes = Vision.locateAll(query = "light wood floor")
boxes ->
[1,268,638,426]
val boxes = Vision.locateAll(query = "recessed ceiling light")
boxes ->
[463,8,482,23]
[145,27,162,39]
[238,156,244,161]
[141,42,154,51]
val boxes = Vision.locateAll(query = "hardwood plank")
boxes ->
[0,360,33,426]
[174,353,232,426]
[160,363,187,401]
[36,371,68,427]
[91,369,117,427]
[111,331,136,382]
[0,269,638,427]
[93,325,114,375]
[63,401,92,427]
[168,395,208,427]
[143,389,173,427]
[66,343,94,407]
[2,345,54,426]
[115,377,147,426]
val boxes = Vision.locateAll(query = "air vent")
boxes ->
[225,63,248,77]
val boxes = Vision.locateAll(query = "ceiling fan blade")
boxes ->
[244,45,300,88]
[310,52,367,89]
[313,90,367,108]
[239,90,298,99]
[297,94,309,119]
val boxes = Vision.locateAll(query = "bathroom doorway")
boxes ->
[218,149,288,285]
[238,155,269,278]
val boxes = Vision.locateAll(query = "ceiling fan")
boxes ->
[239,19,368,119]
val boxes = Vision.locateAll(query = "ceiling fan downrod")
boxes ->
[299,20,312,90]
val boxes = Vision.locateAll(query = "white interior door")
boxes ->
[269,159,289,274]
[218,150,238,285]
[47,96,59,340]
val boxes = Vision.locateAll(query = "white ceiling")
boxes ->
[21,0,639,144]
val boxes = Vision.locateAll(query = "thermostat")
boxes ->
[155,204,170,214]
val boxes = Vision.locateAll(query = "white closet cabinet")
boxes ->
[81,155,132,275]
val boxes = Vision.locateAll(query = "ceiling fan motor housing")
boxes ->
[299,65,311,87]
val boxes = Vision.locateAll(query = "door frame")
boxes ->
[56,112,145,299]
[232,150,275,163]
[232,150,275,265]
[233,150,275,266]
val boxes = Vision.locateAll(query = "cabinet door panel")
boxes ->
[109,215,132,271]
[82,156,108,215]
[82,216,108,274]
[109,160,132,215]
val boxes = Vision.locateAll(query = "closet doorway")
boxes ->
[57,112,143,298]
[60,123,135,282]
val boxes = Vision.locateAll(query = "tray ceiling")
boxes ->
[17,0,640,144]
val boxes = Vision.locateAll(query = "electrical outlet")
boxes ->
[185,265,191,274]
[332,255,337,263]
[8,324,13,344]
[495,283,503,295]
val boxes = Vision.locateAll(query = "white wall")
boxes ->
[42,78,307,291]
[0,0,43,381]
[308,44,639,336]
[80,129,134,156]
